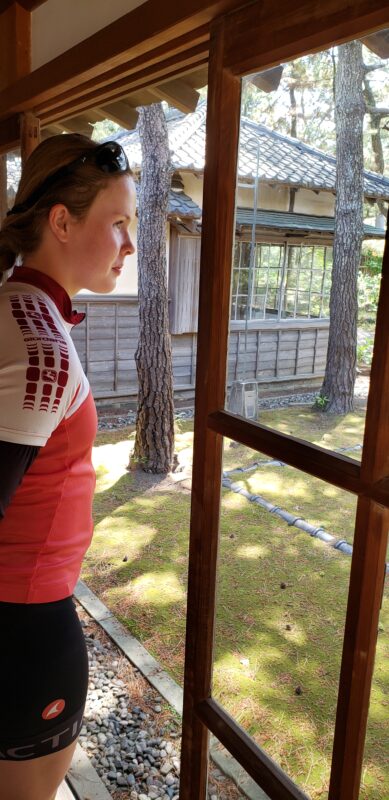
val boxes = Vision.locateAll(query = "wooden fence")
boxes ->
[70,295,329,399]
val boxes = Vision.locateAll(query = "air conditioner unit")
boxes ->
[228,380,258,420]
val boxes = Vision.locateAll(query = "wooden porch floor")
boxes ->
[57,781,77,800]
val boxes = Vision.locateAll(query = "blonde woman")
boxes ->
[0,134,136,800]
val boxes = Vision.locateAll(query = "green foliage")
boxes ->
[360,246,384,274]
[314,393,329,410]
[241,46,389,174]
[92,119,123,141]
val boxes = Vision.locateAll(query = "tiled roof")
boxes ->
[168,190,202,218]
[235,208,386,239]
[116,101,389,201]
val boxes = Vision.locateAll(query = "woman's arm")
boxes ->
[0,441,40,518]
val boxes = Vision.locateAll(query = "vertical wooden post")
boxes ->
[329,226,389,799]
[20,112,41,164]
[0,3,30,92]
[179,17,241,800]
[0,155,7,220]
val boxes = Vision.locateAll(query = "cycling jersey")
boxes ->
[0,267,98,603]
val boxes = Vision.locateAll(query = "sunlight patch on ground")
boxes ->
[93,440,132,492]
[236,544,268,559]
[129,571,186,605]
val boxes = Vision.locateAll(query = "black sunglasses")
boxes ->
[7,141,130,217]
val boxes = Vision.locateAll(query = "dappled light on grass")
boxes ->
[126,570,185,605]
[258,406,365,462]
[215,451,357,797]
[93,438,132,492]
[236,544,268,559]
[86,418,387,799]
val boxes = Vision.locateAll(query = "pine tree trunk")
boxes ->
[133,103,175,473]
[363,75,386,216]
[321,41,365,414]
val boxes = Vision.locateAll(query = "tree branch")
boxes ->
[366,106,389,117]
[363,62,387,74]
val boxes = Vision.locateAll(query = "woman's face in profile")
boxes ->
[66,174,136,295]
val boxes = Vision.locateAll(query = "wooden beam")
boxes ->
[0,153,7,219]
[37,57,209,129]
[58,117,94,137]
[362,28,389,58]
[328,227,389,799]
[20,111,40,163]
[197,698,310,800]
[0,1,238,118]
[0,1,46,10]
[97,101,139,130]
[0,114,21,154]
[30,27,209,119]
[222,0,389,76]
[150,78,200,113]
[179,16,242,800]
[0,2,30,92]
[35,45,208,125]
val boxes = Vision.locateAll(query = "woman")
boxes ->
[0,134,136,800]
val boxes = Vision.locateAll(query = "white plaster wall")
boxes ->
[294,188,335,215]
[181,173,203,208]
[32,0,148,69]
[237,184,289,211]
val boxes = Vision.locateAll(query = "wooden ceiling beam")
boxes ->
[222,0,389,76]
[37,52,208,126]
[0,1,47,10]
[0,0,239,119]
[29,26,209,119]
[57,117,94,137]
[33,40,208,120]
[149,78,200,113]
[0,2,30,91]
[97,102,139,131]
[0,114,20,154]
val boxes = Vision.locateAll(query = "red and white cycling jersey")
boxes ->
[0,268,98,603]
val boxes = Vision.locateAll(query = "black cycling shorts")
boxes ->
[0,596,89,761]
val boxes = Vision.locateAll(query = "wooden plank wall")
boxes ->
[71,296,329,399]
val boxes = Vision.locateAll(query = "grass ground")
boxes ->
[83,404,388,800]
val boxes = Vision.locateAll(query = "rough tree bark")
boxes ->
[321,41,365,414]
[133,103,175,473]
[363,70,387,216]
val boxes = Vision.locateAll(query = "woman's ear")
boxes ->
[48,204,72,243]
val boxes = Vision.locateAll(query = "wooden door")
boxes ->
[179,3,389,799]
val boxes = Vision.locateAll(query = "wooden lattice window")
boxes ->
[179,4,389,800]
[231,241,333,321]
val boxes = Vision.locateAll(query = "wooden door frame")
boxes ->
[180,3,389,799]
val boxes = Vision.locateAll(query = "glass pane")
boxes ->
[361,548,389,800]
[226,43,388,460]
[214,444,355,797]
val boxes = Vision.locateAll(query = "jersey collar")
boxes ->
[8,267,85,326]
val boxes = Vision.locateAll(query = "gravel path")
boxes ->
[97,377,369,431]
[77,604,242,800]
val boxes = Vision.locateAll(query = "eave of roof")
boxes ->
[117,102,389,201]
[235,208,386,238]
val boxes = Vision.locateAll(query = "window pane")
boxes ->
[214,445,354,797]
[238,268,249,294]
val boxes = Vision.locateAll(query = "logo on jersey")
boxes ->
[41,699,66,720]
[9,294,69,413]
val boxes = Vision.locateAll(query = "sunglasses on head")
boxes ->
[7,141,130,217]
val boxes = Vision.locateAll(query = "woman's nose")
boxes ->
[122,232,135,256]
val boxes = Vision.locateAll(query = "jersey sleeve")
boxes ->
[0,441,40,518]
[0,291,81,446]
